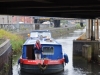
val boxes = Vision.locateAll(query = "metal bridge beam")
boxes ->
[94,19,99,40]
[86,19,99,40]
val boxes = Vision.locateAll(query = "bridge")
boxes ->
[33,16,83,27]
[34,16,78,20]
[0,0,99,19]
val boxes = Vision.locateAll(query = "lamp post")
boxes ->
[17,16,19,32]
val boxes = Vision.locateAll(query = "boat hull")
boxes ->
[20,63,64,75]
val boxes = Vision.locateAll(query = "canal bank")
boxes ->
[15,26,82,39]
[73,29,100,64]
[50,27,78,39]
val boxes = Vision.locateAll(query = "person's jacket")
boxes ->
[34,43,42,54]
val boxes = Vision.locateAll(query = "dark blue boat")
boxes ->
[18,30,69,74]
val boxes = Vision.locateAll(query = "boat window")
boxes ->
[30,32,38,37]
[42,32,51,38]
[30,32,51,38]
[42,46,54,55]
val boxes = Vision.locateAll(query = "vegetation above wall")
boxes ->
[0,29,25,54]
[75,23,86,29]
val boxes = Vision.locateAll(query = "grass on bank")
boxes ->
[75,23,86,29]
[0,29,25,54]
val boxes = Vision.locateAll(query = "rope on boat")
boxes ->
[38,63,48,71]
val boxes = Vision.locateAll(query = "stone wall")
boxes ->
[73,40,99,61]
[16,26,77,39]
[49,27,76,38]
[0,39,12,75]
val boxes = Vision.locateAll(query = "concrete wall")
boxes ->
[16,26,77,39]
[0,39,12,75]
[50,27,76,38]
[73,40,99,61]
[40,24,50,30]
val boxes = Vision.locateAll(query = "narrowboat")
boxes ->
[18,30,69,74]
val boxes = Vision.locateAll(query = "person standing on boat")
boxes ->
[34,40,42,59]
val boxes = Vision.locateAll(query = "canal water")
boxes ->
[13,28,100,75]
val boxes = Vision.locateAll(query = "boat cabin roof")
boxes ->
[30,30,51,38]
[24,30,60,45]
[31,30,50,32]
[24,37,60,45]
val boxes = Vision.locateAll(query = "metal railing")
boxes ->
[0,23,52,33]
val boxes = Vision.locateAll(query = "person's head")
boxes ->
[36,40,40,44]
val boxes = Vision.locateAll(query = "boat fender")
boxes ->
[18,59,20,65]
[64,53,69,63]
[38,63,48,71]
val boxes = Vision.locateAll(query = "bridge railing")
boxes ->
[0,24,33,32]
[0,23,52,33]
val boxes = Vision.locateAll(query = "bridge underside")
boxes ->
[0,0,100,19]
[0,0,99,39]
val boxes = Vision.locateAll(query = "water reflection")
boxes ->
[56,28,100,75]
[19,71,65,75]
[73,56,100,75]
[13,28,100,75]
